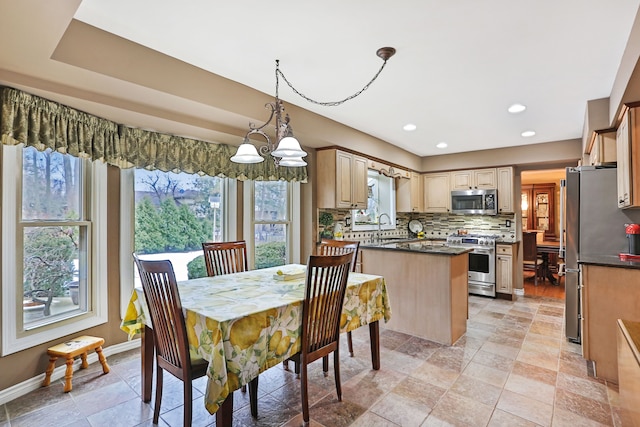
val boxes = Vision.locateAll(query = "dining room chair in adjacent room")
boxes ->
[202,240,248,277]
[523,232,544,286]
[288,252,353,425]
[133,254,209,426]
[318,238,360,357]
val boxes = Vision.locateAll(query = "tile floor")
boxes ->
[0,294,632,427]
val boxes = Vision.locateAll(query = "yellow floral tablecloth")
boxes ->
[120,264,391,415]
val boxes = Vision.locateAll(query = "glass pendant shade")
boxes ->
[271,136,307,158]
[278,156,307,167]
[230,142,264,164]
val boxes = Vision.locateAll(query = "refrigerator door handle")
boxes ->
[559,179,566,259]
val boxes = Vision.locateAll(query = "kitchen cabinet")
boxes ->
[617,319,640,426]
[396,172,423,212]
[423,172,450,213]
[521,184,556,240]
[616,107,640,208]
[317,149,368,209]
[496,243,514,296]
[588,130,617,166]
[450,168,497,190]
[582,264,640,383]
[497,167,514,213]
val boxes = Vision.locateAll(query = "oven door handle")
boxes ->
[471,248,494,255]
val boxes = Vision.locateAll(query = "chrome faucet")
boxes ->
[377,213,391,243]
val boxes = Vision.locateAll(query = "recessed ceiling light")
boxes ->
[508,103,527,114]
[521,130,536,137]
[403,123,417,131]
[436,142,448,149]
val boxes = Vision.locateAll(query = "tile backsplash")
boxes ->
[319,209,516,244]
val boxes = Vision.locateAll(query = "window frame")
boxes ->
[1,144,108,356]
[243,180,301,269]
[119,169,236,317]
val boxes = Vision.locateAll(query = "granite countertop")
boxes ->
[362,239,472,256]
[579,254,640,270]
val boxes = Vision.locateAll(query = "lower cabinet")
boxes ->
[582,264,640,383]
[617,319,640,426]
[496,243,514,297]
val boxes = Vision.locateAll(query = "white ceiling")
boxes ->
[3,1,640,158]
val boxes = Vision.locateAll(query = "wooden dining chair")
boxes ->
[202,240,248,277]
[522,232,544,286]
[200,241,259,415]
[133,254,209,426]
[318,239,360,357]
[289,252,353,424]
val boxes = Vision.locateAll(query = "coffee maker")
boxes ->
[626,224,640,255]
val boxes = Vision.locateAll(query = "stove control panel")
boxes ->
[446,235,498,246]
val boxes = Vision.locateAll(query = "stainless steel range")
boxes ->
[446,234,498,297]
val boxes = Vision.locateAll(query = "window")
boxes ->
[120,170,235,316]
[132,170,230,279]
[352,170,396,231]
[244,181,300,269]
[2,145,108,355]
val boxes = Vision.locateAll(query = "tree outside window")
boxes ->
[133,170,225,280]
[21,147,88,327]
[254,181,289,268]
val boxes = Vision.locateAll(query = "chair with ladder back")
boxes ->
[318,239,360,357]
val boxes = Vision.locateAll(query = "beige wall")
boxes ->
[421,139,581,172]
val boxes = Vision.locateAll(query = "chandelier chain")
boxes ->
[275,60,390,107]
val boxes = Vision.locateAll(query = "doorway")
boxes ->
[521,169,565,300]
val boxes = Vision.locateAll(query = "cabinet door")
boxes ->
[335,150,355,209]
[451,171,473,190]
[424,173,450,213]
[497,167,514,213]
[474,169,497,189]
[396,172,423,212]
[352,155,369,209]
[617,110,632,208]
[410,172,423,212]
[496,254,513,294]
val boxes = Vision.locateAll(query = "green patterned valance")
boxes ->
[0,87,307,182]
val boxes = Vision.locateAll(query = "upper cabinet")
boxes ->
[397,172,423,212]
[451,168,497,190]
[589,130,617,166]
[497,167,514,213]
[424,173,450,213]
[317,149,368,209]
[616,107,640,208]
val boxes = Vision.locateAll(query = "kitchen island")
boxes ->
[361,240,470,345]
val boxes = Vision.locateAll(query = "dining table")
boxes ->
[120,263,392,426]
[537,240,560,285]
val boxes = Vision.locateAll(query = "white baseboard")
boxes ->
[514,288,525,296]
[0,339,141,406]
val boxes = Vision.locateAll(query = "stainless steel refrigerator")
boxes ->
[561,166,640,343]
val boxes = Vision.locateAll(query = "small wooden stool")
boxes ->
[42,335,110,392]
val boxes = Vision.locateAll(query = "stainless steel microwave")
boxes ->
[451,189,497,215]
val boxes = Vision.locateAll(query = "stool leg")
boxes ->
[80,352,89,369]
[42,356,57,387]
[95,346,110,374]
[63,357,74,392]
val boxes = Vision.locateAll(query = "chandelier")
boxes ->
[230,47,396,167]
